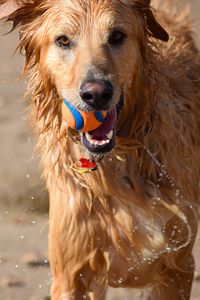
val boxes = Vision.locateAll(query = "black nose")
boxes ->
[80,80,113,110]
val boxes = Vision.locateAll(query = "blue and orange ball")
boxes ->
[62,99,107,132]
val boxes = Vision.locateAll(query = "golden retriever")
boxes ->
[1,0,200,299]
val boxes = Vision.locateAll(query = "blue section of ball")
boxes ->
[94,111,105,122]
[63,99,84,130]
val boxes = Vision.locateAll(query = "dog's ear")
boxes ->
[0,0,20,19]
[133,0,169,42]
[144,5,169,42]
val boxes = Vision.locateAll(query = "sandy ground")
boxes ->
[0,1,200,299]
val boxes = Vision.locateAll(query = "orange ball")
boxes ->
[62,100,107,132]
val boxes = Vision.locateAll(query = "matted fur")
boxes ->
[1,0,200,299]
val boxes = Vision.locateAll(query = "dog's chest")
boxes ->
[94,204,171,289]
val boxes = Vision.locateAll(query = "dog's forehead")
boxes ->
[60,0,133,15]
[49,0,134,31]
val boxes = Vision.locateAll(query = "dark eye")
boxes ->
[108,30,127,47]
[55,35,70,49]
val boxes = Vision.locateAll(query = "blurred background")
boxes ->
[0,1,199,299]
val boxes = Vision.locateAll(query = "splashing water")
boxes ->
[143,146,196,254]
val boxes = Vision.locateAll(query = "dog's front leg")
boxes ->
[49,227,93,300]
[149,254,195,300]
[49,238,91,300]
[48,206,91,299]
[89,289,107,300]
[48,190,107,300]
[50,256,105,300]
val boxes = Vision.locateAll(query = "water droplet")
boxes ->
[118,278,123,283]
[166,247,171,252]
[171,230,176,237]
[112,208,116,214]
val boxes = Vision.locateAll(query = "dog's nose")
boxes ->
[80,80,113,110]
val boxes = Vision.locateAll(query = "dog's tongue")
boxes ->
[89,107,117,138]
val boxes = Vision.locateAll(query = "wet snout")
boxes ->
[80,79,113,111]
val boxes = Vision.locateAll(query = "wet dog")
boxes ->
[1,0,200,299]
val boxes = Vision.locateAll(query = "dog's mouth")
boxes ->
[82,107,116,154]
[82,96,124,155]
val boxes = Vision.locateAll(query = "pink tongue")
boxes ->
[89,107,117,138]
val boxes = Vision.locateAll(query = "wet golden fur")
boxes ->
[1,0,200,299]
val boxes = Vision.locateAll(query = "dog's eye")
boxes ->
[55,35,70,49]
[108,30,127,47]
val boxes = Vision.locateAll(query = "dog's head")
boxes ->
[1,0,168,158]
